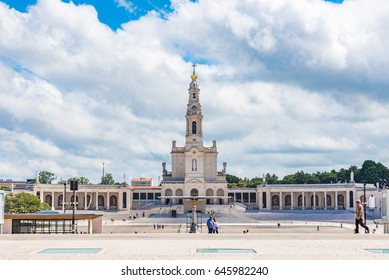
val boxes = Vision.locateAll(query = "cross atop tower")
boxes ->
[191,64,198,81]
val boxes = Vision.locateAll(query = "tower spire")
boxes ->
[186,64,202,146]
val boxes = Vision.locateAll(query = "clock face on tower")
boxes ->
[191,105,197,111]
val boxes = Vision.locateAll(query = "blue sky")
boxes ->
[2,0,176,30]
[0,0,388,184]
[2,0,342,30]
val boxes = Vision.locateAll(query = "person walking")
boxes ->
[354,199,370,234]
[207,216,214,234]
[212,217,219,234]
[207,216,213,233]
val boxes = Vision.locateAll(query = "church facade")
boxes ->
[160,68,228,205]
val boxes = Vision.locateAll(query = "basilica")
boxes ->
[13,68,383,215]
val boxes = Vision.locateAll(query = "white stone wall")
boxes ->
[171,151,185,180]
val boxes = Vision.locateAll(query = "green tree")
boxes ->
[38,171,56,184]
[79,176,90,185]
[358,160,389,184]
[101,173,115,185]
[306,174,320,184]
[280,174,296,184]
[248,177,263,188]
[337,168,350,183]
[5,192,50,214]
[317,171,338,184]
[67,176,90,185]
[226,174,240,184]
[0,186,12,191]
[265,173,279,184]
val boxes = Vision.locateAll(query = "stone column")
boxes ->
[279,191,283,210]
[313,191,316,210]
[107,192,110,210]
[257,189,262,210]
[84,192,87,210]
[324,191,327,210]
[346,190,350,210]
[302,192,305,210]
[128,190,132,211]
[95,192,99,210]
[335,191,338,210]
[51,191,55,210]
[291,192,294,210]
[118,191,123,210]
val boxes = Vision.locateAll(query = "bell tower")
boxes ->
[185,64,203,147]
[161,65,228,208]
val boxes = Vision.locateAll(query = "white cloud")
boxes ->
[0,0,389,184]
[115,0,134,13]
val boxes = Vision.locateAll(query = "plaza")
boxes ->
[0,209,388,260]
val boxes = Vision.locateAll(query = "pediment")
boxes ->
[187,179,203,184]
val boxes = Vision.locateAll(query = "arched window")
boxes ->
[110,195,117,207]
[58,195,63,207]
[190,188,199,196]
[45,195,52,206]
[285,195,291,207]
[192,92,196,99]
[192,159,197,171]
[272,195,280,208]
[338,194,345,209]
[98,195,104,207]
[192,121,197,134]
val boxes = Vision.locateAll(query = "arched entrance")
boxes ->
[45,195,52,207]
[338,194,345,209]
[272,194,280,209]
[58,195,63,209]
[285,195,291,208]
[216,189,224,204]
[176,189,183,204]
[110,195,118,210]
[165,188,172,205]
[206,189,214,204]
[98,195,105,209]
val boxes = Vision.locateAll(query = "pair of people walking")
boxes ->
[207,216,219,234]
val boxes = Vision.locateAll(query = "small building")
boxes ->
[131,177,153,186]
[2,210,103,234]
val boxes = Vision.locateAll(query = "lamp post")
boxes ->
[363,183,367,227]
[70,180,78,233]
[63,183,66,214]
